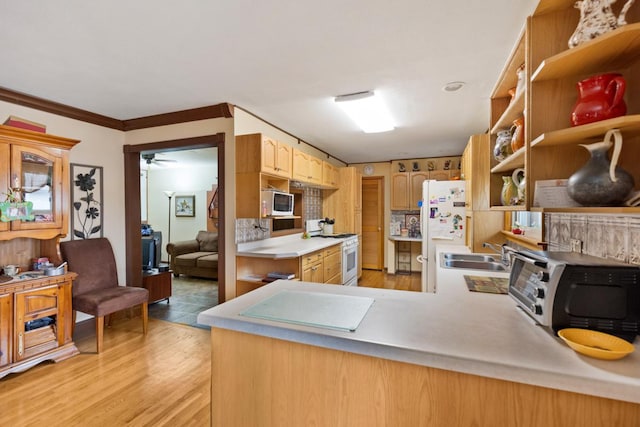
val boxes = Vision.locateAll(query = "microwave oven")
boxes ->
[508,249,640,339]
[261,190,294,216]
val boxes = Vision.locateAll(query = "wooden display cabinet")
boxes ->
[489,2,640,213]
[0,125,79,240]
[0,273,78,379]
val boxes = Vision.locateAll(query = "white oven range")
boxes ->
[306,219,359,286]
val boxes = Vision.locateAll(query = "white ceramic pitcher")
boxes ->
[569,0,636,48]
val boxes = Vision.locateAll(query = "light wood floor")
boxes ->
[0,318,211,427]
[360,269,422,292]
[0,269,417,426]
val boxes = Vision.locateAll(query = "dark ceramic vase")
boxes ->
[567,130,634,206]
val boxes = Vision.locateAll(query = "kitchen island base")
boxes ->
[211,327,640,426]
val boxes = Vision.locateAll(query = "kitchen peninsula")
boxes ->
[235,233,353,295]
[198,245,640,426]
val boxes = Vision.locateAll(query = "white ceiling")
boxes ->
[1,1,539,164]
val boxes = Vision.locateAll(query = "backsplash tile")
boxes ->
[545,213,640,265]
[235,188,324,244]
[304,187,322,220]
[235,218,270,243]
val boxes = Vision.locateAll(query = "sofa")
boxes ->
[166,231,218,279]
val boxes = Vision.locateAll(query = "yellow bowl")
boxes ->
[558,328,635,360]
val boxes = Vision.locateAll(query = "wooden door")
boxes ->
[361,177,384,270]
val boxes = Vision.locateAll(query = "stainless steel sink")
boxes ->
[442,253,497,262]
[440,253,508,272]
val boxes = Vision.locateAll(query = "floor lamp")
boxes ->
[163,191,175,244]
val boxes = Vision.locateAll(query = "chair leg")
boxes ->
[141,302,148,335]
[96,316,104,354]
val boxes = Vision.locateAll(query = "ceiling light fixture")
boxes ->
[442,81,466,92]
[334,91,395,133]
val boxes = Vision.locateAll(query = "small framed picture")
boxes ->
[405,213,419,228]
[175,195,195,217]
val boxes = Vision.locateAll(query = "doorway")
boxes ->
[361,177,384,270]
[123,134,226,305]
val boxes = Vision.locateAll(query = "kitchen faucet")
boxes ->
[483,242,517,267]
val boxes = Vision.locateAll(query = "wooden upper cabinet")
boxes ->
[292,149,323,185]
[275,142,292,178]
[391,173,410,210]
[309,156,323,185]
[392,172,428,210]
[261,137,292,179]
[292,149,310,182]
[236,133,293,179]
[0,125,79,240]
[322,161,338,189]
[428,170,449,181]
[410,172,429,209]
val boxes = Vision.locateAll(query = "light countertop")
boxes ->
[198,244,640,404]
[237,233,346,259]
[388,235,422,242]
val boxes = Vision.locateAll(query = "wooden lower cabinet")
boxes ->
[323,245,342,284]
[211,328,640,426]
[236,244,343,296]
[0,273,78,379]
[301,250,323,283]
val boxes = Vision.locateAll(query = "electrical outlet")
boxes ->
[570,239,582,253]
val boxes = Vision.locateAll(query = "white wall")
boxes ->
[144,152,218,262]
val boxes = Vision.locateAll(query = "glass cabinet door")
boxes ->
[10,145,63,231]
[0,143,9,232]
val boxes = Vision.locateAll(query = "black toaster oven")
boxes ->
[508,250,640,340]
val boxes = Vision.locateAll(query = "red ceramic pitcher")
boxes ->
[570,73,626,127]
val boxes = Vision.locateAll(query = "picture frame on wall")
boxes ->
[405,213,419,229]
[175,195,195,217]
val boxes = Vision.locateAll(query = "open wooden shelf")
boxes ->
[531,115,640,147]
[500,230,545,249]
[490,205,527,212]
[531,23,640,82]
[531,206,640,213]
[534,0,577,15]
[490,147,526,173]
[490,92,526,134]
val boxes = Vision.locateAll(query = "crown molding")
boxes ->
[0,86,234,131]
[122,103,234,131]
[0,86,125,130]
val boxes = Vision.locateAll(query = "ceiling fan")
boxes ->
[141,153,177,166]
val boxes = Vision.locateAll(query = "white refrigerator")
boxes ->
[418,180,466,292]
